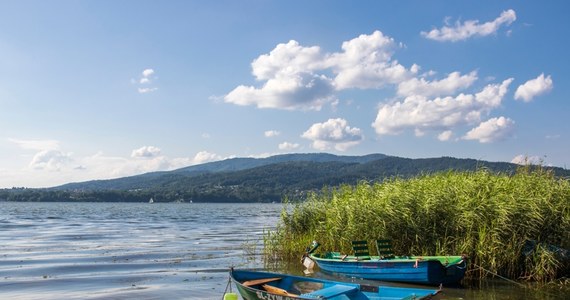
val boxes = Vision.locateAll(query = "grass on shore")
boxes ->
[264,166,570,283]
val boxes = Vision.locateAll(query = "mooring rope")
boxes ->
[471,263,527,288]
[222,269,234,300]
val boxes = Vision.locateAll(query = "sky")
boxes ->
[1,1,569,188]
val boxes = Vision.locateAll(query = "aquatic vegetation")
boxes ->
[264,167,570,283]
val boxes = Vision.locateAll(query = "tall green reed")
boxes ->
[264,167,570,283]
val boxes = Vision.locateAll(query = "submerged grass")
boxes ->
[264,167,570,283]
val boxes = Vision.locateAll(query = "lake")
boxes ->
[0,202,566,299]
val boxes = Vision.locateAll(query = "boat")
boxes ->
[229,268,440,300]
[522,239,570,263]
[303,241,467,286]
[148,197,154,204]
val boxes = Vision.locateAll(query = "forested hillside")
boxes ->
[1,154,567,202]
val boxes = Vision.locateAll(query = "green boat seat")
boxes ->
[376,239,395,259]
[351,240,371,260]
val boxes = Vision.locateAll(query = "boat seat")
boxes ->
[300,284,358,298]
[376,239,395,259]
[262,284,299,297]
[243,277,281,287]
[351,240,370,260]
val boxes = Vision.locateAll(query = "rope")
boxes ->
[471,263,527,288]
[222,269,233,300]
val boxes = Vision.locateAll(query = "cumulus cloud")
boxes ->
[511,154,543,165]
[29,150,72,171]
[142,69,154,78]
[327,30,411,89]
[514,73,553,102]
[135,68,158,93]
[224,31,414,110]
[264,130,281,137]
[193,151,222,164]
[301,118,363,151]
[88,150,222,178]
[131,146,161,158]
[8,138,73,172]
[372,78,513,136]
[278,142,300,151]
[250,40,324,81]
[438,130,453,141]
[397,71,478,97]
[6,138,231,187]
[421,9,517,42]
[224,40,336,110]
[463,116,515,143]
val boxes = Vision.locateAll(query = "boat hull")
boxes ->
[309,254,466,285]
[230,268,440,300]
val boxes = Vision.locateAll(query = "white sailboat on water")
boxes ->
[149,197,154,204]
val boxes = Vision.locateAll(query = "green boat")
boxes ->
[303,240,467,286]
[229,268,441,300]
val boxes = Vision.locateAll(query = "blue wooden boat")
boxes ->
[229,268,441,300]
[303,241,467,286]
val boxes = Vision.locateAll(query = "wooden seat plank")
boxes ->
[243,277,281,287]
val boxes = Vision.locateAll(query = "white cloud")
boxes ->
[397,71,478,97]
[138,87,158,94]
[224,73,336,111]
[224,31,414,110]
[142,68,155,77]
[29,150,72,171]
[372,78,513,136]
[192,151,222,164]
[278,142,300,151]
[514,73,553,102]
[511,154,543,165]
[251,40,324,81]
[301,118,363,151]
[131,146,161,158]
[135,68,158,93]
[421,9,517,42]
[264,130,281,137]
[83,151,168,178]
[438,130,453,141]
[224,40,336,110]
[3,140,231,187]
[327,30,411,89]
[463,116,515,143]
[8,138,60,151]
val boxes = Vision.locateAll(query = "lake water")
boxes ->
[0,202,566,299]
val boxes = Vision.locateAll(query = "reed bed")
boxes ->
[264,167,570,283]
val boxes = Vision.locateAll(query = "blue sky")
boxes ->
[1,1,568,188]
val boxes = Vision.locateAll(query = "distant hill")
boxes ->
[53,153,388,191]
[2,153,568,203]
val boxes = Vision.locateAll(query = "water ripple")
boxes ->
[0,202,283,299]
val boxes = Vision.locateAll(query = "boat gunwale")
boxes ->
[310,253,465,265]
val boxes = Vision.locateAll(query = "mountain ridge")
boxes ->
[52,153,388,191]
[2,153,568,203]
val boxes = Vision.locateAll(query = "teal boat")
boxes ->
[229,268,441,300]
[303,241,467,286]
